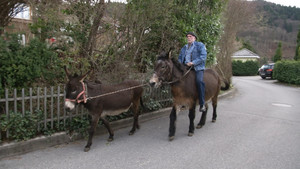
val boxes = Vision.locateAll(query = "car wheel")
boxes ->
[261,76,266,79]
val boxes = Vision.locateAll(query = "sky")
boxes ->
[264,0,300,8]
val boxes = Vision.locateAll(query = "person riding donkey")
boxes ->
[178,32,207,112]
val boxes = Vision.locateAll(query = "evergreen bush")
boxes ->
[0,33,64,95]
[273,61,300,85]
[232,60,259,76]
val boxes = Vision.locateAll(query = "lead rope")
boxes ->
[86,83,149,101]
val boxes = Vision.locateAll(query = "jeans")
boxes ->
[195,70,205,106]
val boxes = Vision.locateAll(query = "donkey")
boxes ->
[149,51,229,141]
[64,68,144,152]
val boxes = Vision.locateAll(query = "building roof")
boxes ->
[232,48,260,59]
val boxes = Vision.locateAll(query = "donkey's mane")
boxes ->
[171,58,185,74]
[157,52,185,74]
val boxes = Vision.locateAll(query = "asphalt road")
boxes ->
[1,76,300,169]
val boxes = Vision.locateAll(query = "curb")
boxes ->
[0,108,172,160]
[0,87,236,160]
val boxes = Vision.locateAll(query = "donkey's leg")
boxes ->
[212,96,218,122]
[196,103,209,129]
[129,101,140,135]
[169,106,177,141]
[100,117,114,142]
[85,114,100,152]
[188,104,196,136]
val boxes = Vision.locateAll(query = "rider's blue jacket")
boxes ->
[178,41,207,71]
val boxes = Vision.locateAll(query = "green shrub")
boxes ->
[232,60,259,76]
[0,33,64,95]
[0,111,42,141]
[273,61,300,85]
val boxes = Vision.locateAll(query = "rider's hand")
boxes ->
[186,62,193,67]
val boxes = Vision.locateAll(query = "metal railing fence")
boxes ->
[0,85,172,141]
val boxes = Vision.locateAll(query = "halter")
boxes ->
[65,81,88,104]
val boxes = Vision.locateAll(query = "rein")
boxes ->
[163,66,193,85]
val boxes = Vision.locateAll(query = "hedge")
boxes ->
[273,61,300,85]
[232,60,259,76]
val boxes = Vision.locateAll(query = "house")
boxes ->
[231,48,260,62]
[4,5,34,45]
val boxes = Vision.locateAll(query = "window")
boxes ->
[14,5,30,20]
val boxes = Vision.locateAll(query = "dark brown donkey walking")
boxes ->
[64,68,144,152]
[149,51,229,141]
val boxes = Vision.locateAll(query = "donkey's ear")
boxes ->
[167,47,174,59]
[79,70,92,82]
[168,50,172,59]
[64,66,71,79]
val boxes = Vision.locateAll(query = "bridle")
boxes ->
[163,66,192,84]
[154,61,192,85]
[65,81,88,104]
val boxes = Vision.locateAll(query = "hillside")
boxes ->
[237,0,300,62]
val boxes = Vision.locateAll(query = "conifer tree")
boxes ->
[273,41,282,62]
[294,27,300,61]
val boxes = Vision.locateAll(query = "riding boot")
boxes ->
[199,105,206,112]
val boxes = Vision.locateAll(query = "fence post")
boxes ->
[57,86,60,129]
[63,86,66,127]
[50,87,54,129]
[14,89,17,113]
[30,88,33,114]
[22,88,25,116]
[5,89,9,138]
[44,87,47,130]
[37,87,40,110]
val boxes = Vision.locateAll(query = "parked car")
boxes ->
[259,63,275,79]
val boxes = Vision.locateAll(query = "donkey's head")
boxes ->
[149,51,174,88]
[64,67,91,112]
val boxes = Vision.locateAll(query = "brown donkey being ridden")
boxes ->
[149,51,229,141]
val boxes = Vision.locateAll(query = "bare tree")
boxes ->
[216,0,256,83]
[85,0,105,57]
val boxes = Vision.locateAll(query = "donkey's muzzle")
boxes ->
[65,100,76,112]
[149,82,155,87]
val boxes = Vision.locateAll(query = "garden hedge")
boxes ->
[232,60,259,76]
[273,61,300,85]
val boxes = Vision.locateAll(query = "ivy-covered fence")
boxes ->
[0,85,172,142]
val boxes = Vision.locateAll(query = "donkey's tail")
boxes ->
[221,78,230,91]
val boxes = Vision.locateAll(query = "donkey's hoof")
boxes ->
[107,137,114,142]
[188,132,194,137]
[212,119,216,123]
[169,136,175,141]
[84,147,90,152]
[196,125,203,129]
[129,131,135,135]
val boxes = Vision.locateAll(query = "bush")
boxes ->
[232,60,259,76]
[273,61,300,85]
[0,111,42,141]
[0,33,64,95]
